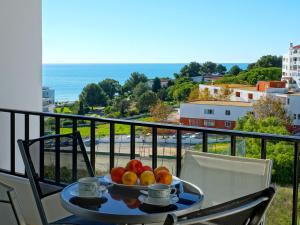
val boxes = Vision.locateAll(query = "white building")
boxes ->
[181,64,300,133]
[42,87,55,112]
[180,101,252,129]
[42,86,55,103]
[0,0,42,173]
[282,43,300,89]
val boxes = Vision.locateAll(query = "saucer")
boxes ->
[70,186,107,198]
[138,195,179,207]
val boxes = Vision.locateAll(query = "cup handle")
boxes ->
[140,190,148,195]
[170,187,177,196]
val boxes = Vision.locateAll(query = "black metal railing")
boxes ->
[0,108,300,224]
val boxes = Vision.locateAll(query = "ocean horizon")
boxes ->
[43,63,249,101]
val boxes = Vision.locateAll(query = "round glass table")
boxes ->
[60,177,204,224]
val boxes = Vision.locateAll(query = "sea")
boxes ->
[43,63,248,102]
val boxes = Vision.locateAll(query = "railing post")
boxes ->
[39,115,44,179]
[231,136,236,156]
[24,113,30,177]
[176,129,182,177]
[202,132,208,152]
[10,112,15,174]
[109,123,115,171]
[90,120,96,172]
[24,113,29,143]
[292,142,299,225]
[72,118,78,181]
[152,127,158,169]
[55,117,60,183]
[130,125,135,160]
[261,138,267,159]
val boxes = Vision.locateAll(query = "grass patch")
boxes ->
[266,186,298,225]
[59,117,155,137]
[60,123,131,137]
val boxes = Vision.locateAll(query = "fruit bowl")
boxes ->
[103,174,181,190]
[109,160,181,189]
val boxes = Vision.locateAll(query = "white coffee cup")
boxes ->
[147,184,177,199]
[78,177,99,197]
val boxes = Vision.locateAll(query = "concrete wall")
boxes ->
[180,103,252,121]
[0,0,42,172]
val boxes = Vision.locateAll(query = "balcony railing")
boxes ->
[0,107,299,224]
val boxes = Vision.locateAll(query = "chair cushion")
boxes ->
[53,215,116,225]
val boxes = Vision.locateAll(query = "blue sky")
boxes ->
[42,0,300,64]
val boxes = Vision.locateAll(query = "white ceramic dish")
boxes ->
[103,175,181,190]
[138,195,179,207]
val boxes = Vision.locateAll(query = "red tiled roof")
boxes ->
[294,45,300,49]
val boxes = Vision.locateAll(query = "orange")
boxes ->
[140,171,156,186]
[122,171,138,185]
[155,170,172,185]
[111,167,126,184]
[154,166,169,176]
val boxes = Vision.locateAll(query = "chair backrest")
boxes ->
[164,186,276,225]
[17,131,94,225]
[180,151,273,208]
[0,181,26,225]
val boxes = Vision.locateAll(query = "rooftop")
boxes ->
[187,100,253,107]
[288,92,300,96]
[293,45,300,49]
[206,84,257,91]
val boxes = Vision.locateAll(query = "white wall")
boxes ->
[180,103,252,121]
[0,0,42,172]
[287,95,300,126]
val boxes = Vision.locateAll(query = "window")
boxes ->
[204,109,214,114]
[235,92,240,97]
[294,114,297,120]
[287,98,290,105]
[225,121,231,128]
[204,120,215,127]
[248,93,253,99]
[214,89,218,94]
[225,110,231,116]
[298,114,300,120]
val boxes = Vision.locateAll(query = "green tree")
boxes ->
[201,61,217,74]
[98,79,121,99]
[123,72,148,93]
[78,101,86,115]
[132,82,149,100]
[137,91,158,112]
[152,77,162,92]
[79,83,108,109]
[216,64,227,74]
[111,97,130,117]
[215,67,282,85]
[253,96,292,126]
[177,62,202,78]
[228,65,242,75]
[254,55,282,68]
[247,63,255,70]
[157,88,169,101]
[150,101,173,122]
[168,77,195,102]
[235,114,292,184]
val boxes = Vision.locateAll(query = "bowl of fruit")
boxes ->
[104,159,181,189]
